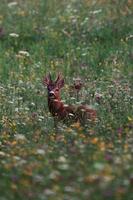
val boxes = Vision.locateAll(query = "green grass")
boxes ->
[0,0,133,199]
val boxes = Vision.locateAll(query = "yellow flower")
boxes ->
[71,122,81,129]
[17,10,27,17]
[98,141,106,151]
[11,183,17,190]
[128,116,133,121]
[0,15,3,20]
[66,127,73,133]
[79,134,86,139]
[90,137,99,144]
[11,141,17,146]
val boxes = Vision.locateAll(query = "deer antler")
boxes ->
[43,73,52,86]
[55,72,62,84]
[55,72,64,89]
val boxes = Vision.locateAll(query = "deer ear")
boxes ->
[58,78,64,89]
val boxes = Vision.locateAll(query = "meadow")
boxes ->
[0,0,133,199]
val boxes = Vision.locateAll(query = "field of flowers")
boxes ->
[0,0,133,199]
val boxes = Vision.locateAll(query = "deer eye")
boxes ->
[55,88,59,91]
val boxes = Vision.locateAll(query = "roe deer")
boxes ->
[43,73,97,126]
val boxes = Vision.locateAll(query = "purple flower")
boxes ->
[104,152,113,162]
[11,175,19,182]
[103,188,113,197]
[117,127,123,135]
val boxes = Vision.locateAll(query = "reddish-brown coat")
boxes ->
[43,73,97,125]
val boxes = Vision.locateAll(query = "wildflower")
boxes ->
[15,107,19,112]
[36,149,45,155]
[44,189,55,196]
[90,9,102,15]
[49,170,60,180]
[103,189,113,197]
[33,175,43,183]
[11,184,17,190]
[84,174,100,184]
[18,50,30,57]
[0,151,6,157]
[128,116,133,122]
[98,141,106,151]
[117,127,123,135]
[14,134,26,141]
[17,10,27,17]
[90,137,99,144]
[9,33,19,38]
[65,127,73,133]
[126,34,133,41]
[31,112,37,119]
[71,121,81,129]
[8,2,18,8]
[38,115,44,121]
[94,162,105,170]
[58,156,67,163]
[0,15,3,21]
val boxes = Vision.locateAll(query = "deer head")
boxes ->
[43,73,64,100]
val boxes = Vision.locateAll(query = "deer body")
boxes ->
[43,73,96,125]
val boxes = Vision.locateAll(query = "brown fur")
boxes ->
[43,73,97,125]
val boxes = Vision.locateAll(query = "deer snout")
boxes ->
[49,91,55,97]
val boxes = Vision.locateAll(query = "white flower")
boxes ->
[31,102,35,106]
[15,134,26,141]
[0,151,6,156]
[13,156,21,160]
[38,116,44,121]
[36,149,45,155]
[9,33,19,38]
[8,2,18,8]
[90,9,102,14]
[58,156,67,163]
[18,50,30,57]
[44,189,55,196]
[24,107,30,111]
[8,101,14,104]
[126,34,133,40]
[49,170,60,179]
[15,107,19,112]
[18,80,23,84]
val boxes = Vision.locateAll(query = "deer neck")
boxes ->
[48,95,76,120]
[48,96,64,116]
